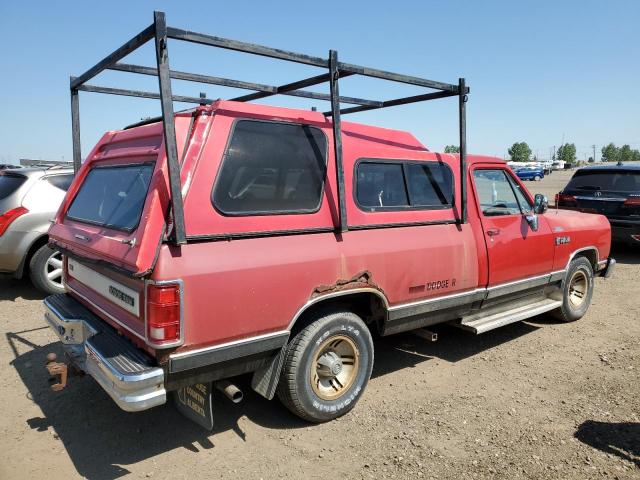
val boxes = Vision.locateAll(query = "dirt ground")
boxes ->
[1,170,638,480]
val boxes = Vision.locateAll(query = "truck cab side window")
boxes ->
[473,169,522,216]
[356,163,409,209]
[405,163,453,207]
[355,160,453,211]
[506,174,533,214]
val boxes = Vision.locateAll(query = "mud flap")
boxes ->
[173,382,214,430]
[251,346,287,400]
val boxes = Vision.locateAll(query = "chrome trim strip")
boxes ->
[144,278,185,349]
[387,288,486,322]
[549,270,566,283]
[566,246,599,270]
[485,273,551,299]
[67,284,147,343]
[169,330,290,373]
[574,196,624,202]
[286,287,390,331]
[170,329,290,360]
[388,288,485,312]
[486,272,550,292]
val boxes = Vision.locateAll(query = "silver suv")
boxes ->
[0,166,74,294]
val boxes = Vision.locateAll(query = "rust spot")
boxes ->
[312,271,383,297]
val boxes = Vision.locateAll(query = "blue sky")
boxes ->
[1,0,638,164]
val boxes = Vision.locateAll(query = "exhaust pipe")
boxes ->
[215,380,243,403]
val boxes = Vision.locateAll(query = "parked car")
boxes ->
[514,166,545,181]
[44,98,615,423]
[556,163,640,244]
[0,164,21,170]
[41,15,614,429]
[0,167,74,293]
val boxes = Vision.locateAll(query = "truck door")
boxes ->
[471,166,554,289]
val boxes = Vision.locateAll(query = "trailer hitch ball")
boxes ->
[45,353,68,392]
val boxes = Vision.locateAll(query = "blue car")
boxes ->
[514,166,544,181]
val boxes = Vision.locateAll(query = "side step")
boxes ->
[457,298,562,334]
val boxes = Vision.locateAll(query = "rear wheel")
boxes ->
[29,244,65,295]
[552,257,594,322]
[277,310,374,422]
[534,175,541,181]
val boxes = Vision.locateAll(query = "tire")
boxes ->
[551,257,594,322]
[29,244,65,295]
[534,175,541,181]
[277,310,374,423]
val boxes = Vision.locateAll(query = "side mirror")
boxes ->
[534,194,548,214]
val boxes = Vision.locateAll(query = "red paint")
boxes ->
[48,101,612,355]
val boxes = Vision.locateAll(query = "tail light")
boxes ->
[146,283,182,346]
[623,197,640,207]
[555,193,577,207]
[0,207,28,236]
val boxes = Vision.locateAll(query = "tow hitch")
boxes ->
[45,353,68,391]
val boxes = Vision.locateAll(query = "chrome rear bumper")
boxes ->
[44,294,166,412]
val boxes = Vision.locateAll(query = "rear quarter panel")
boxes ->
[152,221,479,350]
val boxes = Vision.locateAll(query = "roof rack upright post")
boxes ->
[458,77,468,224]
[154,11,187,245]
[329,50,348,233]
[70,82,81,174]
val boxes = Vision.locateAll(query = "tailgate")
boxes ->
[65,257,148,343]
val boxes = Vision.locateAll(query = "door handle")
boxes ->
[487,228,501,236]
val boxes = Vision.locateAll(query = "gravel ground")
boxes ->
[1,170,638,480]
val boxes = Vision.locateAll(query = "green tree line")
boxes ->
[601,143,640,162]
[504,141,640,163]
[506,141,577,163]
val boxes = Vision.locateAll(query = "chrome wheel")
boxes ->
[568,270,588,308]
[45,250,64,289]
[311,335,360,401]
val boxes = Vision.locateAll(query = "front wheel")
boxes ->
[277,310,374,422]
[552,257,594,322]
[534,175,541,181]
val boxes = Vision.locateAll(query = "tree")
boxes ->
[443,145,460,153]
[633,149,640,162]
[557,143,577,163]
[619,144,633,162]
[588,157,595,163]
[508,142,532,162]
[601,143,619,162]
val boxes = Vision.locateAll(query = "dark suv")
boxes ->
[557,163,640,244]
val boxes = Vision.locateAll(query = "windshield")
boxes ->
[0,173,26,200]
[66,162,154,232]
[566,170,640,193]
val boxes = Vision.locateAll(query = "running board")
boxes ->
[457,298,562,334]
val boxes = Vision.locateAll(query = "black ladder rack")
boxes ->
[70,10,469,245]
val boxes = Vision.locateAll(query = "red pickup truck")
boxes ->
[43,13,614,428]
